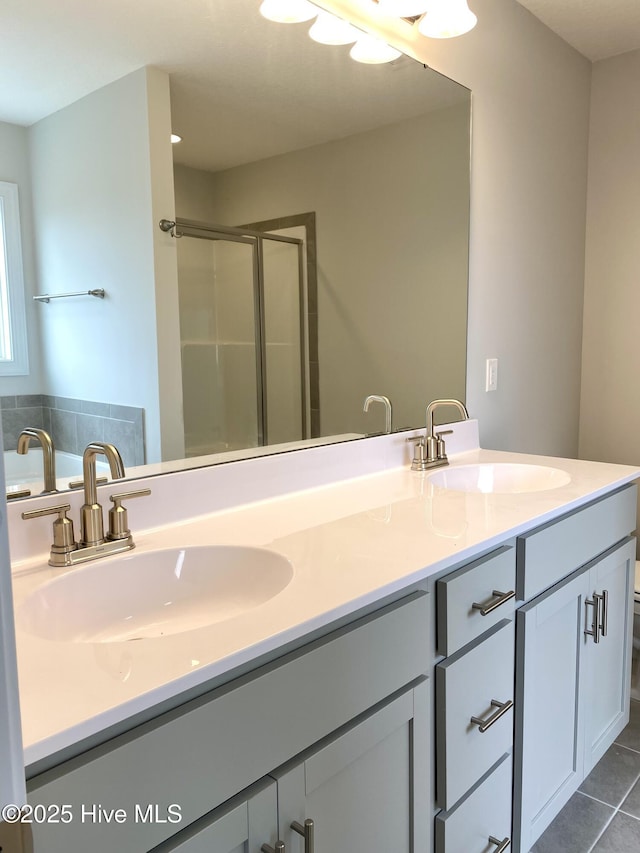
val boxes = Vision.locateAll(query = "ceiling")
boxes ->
[0,0,465,172]
[515,0,640,61]
[1,0,638,169]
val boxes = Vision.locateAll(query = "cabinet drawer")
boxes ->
[436,620,514,809]
[437,546,516,656]
[435,754,512,853]
[517,484,637,601]
[151,778,277,852]
[27,592,429,853]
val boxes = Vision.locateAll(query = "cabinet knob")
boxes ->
[291,818,314,853]
[489,835,511,852]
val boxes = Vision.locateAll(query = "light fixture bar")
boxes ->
[371,0,423,24]
[374,0,429,21]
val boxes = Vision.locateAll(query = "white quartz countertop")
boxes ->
[11,445,639,767]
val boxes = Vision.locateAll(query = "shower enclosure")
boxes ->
[174,220,309,457]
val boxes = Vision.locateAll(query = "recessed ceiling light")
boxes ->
[171,133,183,144]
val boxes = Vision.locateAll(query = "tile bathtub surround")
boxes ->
[0,394,47,449]
[532,699,640,852]
[0,395,145,466]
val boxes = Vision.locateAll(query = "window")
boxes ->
[0,181,29,375]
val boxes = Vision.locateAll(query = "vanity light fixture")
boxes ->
[258,0,477,68]
[417,0,477,38]
[374,0,478,38]
[259,0,319,23]
[171,133,183,144]
[309,11,360,44]
[376,0,431,16]
[350,34,402,63]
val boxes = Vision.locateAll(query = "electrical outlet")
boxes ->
[485,358,498,392]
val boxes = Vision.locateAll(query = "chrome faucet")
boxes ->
[363,395,392,434]
[17,427,57,494]
[408,398,469,471]
[22,441,150,567]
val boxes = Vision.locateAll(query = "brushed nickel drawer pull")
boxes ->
[291,819,314,853]
[489,835,511,852]
[585,595,601,644]
[600,588,609,638]
[262,842,285,853]
[472,589,515,616]
[470,699,514,733]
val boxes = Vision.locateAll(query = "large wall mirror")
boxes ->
[0,0,470,497]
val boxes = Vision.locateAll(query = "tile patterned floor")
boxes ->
[530,699,640,852]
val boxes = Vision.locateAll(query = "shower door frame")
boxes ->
[175,218,308,447]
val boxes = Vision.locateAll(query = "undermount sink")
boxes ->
[427,463,571,494]
[18,546,294,643]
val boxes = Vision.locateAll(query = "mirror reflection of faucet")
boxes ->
[363,395,392,435]
[407,399,469,471]
[21,441,151,567]
[17,427,57,494]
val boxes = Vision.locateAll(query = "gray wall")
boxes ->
[579,48,640,468]
[320,0,592,457]
[175,104,470,437]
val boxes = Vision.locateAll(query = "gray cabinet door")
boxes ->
[151,778,277,853]
[514,568,590,852]
[584,538,636,773]
[272,680,430,853]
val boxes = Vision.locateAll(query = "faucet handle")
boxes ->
[107,488,151,541]
[406,436,428,471]
[68,475,109,490]
[435,429,453,462]
[22,503,77,563]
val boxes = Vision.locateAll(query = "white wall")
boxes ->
[319,0,592,456]
[28,67,181,463]
[579,49,640,467]
[0,121,43,395]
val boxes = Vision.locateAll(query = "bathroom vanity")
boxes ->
[7,423,639,852]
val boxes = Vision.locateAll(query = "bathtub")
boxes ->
[4,450,109,496]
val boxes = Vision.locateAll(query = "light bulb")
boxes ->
[309,12,359,45]
[259,0,318,24]
[170,133,182,144]
[350,35,402,64]
[376,0,432,16]
[418,0,477,38]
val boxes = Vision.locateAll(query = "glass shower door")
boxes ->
[177,231,262,456]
